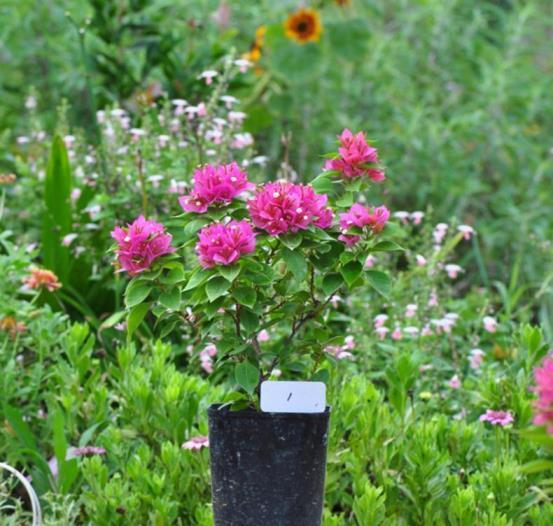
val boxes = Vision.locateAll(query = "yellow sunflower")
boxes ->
[284,8,322,44]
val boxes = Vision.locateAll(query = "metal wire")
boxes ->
[0,462,42,526]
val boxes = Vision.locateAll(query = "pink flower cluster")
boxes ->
[479,409,514,427]
[196,220,256,268]
[200,344,217,373]
[338,204,390,246]
[533,356,553,435]
[324,129,385,181]
[247,182,333,235]
[111,216,175,275]
[179,162,254,213]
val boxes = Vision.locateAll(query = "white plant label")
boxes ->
[260,381,326,413]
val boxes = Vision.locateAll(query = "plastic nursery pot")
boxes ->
[208,404,330,526]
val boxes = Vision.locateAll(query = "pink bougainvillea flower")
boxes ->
[182,436,209,450]
[196,220,256,268]
[22,267,62,292]
[248,181,333,235]
[532,356,553,435]
[479,409,514,427]
[338,204,390,245]
[111,215,175,276]
[324,129,385,181]
[179,162,254,213]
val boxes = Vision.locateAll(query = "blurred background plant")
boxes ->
[1,0,551,334]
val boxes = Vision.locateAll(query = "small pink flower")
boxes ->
[182,436,209,450]
[339,204,390,246]
[433,223,448,244]
[62,233,78,247]
[394,211,409,224]
[364,255,376,268]
[416,254,427,266]
[111,216,175,276]
[374,314,388,328]
[479,409,514,427]
[532,356,553,435]
[197,102,207,117]
[199,70,218,85]
[483,316,498,333]
[196,220,256,268]
[469,349,484,370]
[234,59,251,73]
[458,225,475,240]
[344,335,355,350]
[421,325,433,337]
[324,129,385,181]
[248,182,333,235]
[405,304,417,318]
[448,374,461,389]
[258,329,270,342]
[179,162,254,213]
[375,327,389,340]
[391,327,402,340]
[232,133,254,149]
[428,290,439,307]
[410,211,424,225]
[445,264,463,279]
[339,234,360,247]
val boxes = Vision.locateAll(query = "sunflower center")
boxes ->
[296,20,311,34]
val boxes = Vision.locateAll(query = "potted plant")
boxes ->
[111,129,397,525]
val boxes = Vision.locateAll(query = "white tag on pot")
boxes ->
[260,381,326,413]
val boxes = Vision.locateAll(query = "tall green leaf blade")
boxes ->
[42,136,73,283]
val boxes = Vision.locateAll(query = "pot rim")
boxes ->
[208,403,331,420]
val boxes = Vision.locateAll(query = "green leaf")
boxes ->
[233,286,257,308]
[282,248,307,280]
[371,240,404,252]
[280,233,303,250]
[340,261,363,288]
[234,361,259,394]
[159,288,181,310]
[160,266,186,285]
[311,173,334,194]
[322,273,344,296]
[42,135,72,283]
[127,302,151,337]
[311,369,330,383]
[4,405,38,452]
[125,280,152,308]
[240,308,259,334]
[184,268,212,291]
[365,270,391,297]
[99,311,126,331]
[183,217,211,238]
[206,276,231,302]
[336,192,355,208]
[218,264,241,283]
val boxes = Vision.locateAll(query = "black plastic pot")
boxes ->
[208,404,330,526]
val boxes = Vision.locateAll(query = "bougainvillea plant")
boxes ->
[111,129,400,406]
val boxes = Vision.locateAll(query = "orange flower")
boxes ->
[0,173,16,185]
[243,25,266,64]
[284,8,322,44]
[22,267,62,292]
[0,316,27,338]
